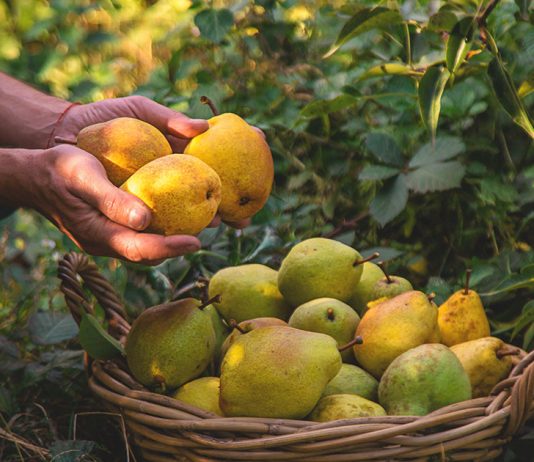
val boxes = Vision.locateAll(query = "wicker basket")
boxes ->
[58,252,534,462]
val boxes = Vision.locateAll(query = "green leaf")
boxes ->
[359,63,422,81]
[428,10,458,32]
[418,65,450,142]
[194,8,234,43]
[79,314,124,360]
[359,165,400,181]
[28,312,79,345]
[446,17,474,75]
[406,161,465,193]
[487,56,534,138]
[370,174,408,226]
[324,7,402,58]
[409,136,465,167]
[512,300,534,339]
[49,440,96,462]
[480,266,534,297]
[300,95,358,118]
[518,77,534,99]
[365,133,404,167]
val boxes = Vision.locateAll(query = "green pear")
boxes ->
[278,238,369,307]
[309,394,386,422]
[354,291,440,378]
[220,317,287,363]
[125,298,216,389]
[348,262,385,315]
[220,326,342,419]
[173,377,224,416]
[288,298,360,363]
[322,364,379,401]
[203,304,230,363]
[209,264,291,323]
[368,266,413,311]
[451,337,515,398]
[379,344,472,416]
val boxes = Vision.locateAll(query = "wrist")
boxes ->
[0,148,38,208]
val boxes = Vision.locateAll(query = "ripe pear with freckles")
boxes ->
[184,102,273,222]
[438,269,490,346]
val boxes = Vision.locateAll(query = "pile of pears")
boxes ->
[124,237,517,421]
[77,103,273,235]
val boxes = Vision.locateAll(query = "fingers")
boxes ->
[64,154,152,231]
[208,215,222,228]
[125,96,209,139]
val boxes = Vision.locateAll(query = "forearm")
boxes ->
[0,148,34,209]
[0,73,71,149]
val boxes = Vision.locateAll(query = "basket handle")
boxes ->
[505,349,534,436]
[58,251,131,340]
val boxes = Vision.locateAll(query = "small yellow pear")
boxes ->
[309,394,386,422]
[173,377,224,416]
[77,117,172,185]
[184,111,273,222]
[450,337,516,398]
[438,270,490,346]
[121,154,221,236]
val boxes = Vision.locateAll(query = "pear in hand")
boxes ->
[348,262,385,315]
[309,394,386,422]
[322,364,379,401]
[208,264,291,323]
[438,269,490,346]
[354,291,440,378]
[184,98,273,222]
[121,154,221,236]
[77,117,172,186]
[451,337,517,398]
[288,298,360,363]
[378,344,472,416]
[220,326,342,419]
[173,377,224,416]
[125,298,216,389]
[278,238,376,307]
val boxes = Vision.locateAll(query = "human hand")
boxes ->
[5,145,201,265]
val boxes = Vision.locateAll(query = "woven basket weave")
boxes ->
[58,251,534,462]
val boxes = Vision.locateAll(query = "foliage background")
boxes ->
[0,0,533,460]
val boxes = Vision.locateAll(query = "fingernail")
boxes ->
[128,207,149,230]
[184,244,200,254]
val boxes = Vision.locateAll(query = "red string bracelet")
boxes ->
[46,102,80,149]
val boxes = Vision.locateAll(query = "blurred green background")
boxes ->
[1,0,533,460]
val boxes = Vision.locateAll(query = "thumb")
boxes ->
[69,160,152,230]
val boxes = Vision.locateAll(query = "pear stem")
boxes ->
[54,136,77,145]
[338,336,363,352]
[229,319,246,334]
[377,261,393,284]
[197,294,221,310]
[427,292,436,303]
[353,252,380,267]
[327,308,335,320]
[200,96,219,116]
[464,269,472,295]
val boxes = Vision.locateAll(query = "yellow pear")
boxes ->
[77,117,172,186]
[354,291,440,378]
[309,394,386,422]
[438,269,490,346]
[173,377,224,416]
[184,110,273,221]
[450,337,516,398]
[121,154,221,236]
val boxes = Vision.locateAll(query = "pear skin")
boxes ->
[184,113,273,221]
[450,337,515,398]
[438,271,490,346]
[121,154,221,236]
[278,238,365,307]
[203,304,230,364]
[309,394,386,422]
[378,344,472,416]
[354,291,439,378]
[219,326,342,419]
[209,264,291,323]
[288,298,360,363]
[173,377,224,416]
[348,262,385,315]
[125,298,216,389]
[77,117,172,186]
[322,364,379,401]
